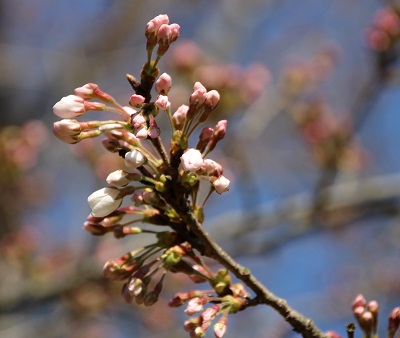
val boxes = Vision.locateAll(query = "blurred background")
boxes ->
[1,0,400,337]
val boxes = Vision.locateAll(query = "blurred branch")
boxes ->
[209,172,400,255]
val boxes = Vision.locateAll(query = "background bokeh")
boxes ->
[1,1,400,337]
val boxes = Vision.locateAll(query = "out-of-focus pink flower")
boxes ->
[181,148,204,172]
[53,95,105,118]
[155,73,172,95]
[212,175,230,194]
[366,28,391,51]
[155,94,171,110]
[169,40,201,70]
[374,8,400,35]
[88,187,123,217]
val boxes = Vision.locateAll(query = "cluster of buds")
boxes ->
[352,294,400,338]
[52,14,240,337]
[366,7,400,52]
[169,276,250,338]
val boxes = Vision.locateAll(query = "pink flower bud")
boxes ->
[123,106,137,116]
[125,150,146,168]
[213,320,227,338]
[132,114,146,129]
[74,83,99,99]
[204,90,220,110]
[135,127,149,139]
[155,94,171,110]
[198,127,213,141]
[212,175,230,194]
[53,95,105,118]
[53,119,82,144]
[155,73,172,95]
[169,23,180,42]
[172,104,188,130]
[352,294,366,310]
[129,94,145,108]
[214,120,227,140]
[184,297,206,315]
[181,148,204,172]
[146,14,169,37]
[148,116,160,139]
[359,311,373,335]
[389,307,400,336]
[199,159,223,176]
[88,187,123,217]
[52,95,84,118]
[190,83,207,108]
[194,81,207,92]
[367,300,379,332]
[201,305,220,323]
[157,24,171,46]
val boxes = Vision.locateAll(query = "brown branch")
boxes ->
[174,201,327,338]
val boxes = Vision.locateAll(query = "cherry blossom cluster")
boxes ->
[169,280,249,338]
[352,294,400,338]
[366,7,400,52]
[52,14,246,338]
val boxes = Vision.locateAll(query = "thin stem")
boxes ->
[201,186,214,208]
[166,106,175,134]
[150,136,171,167]
[105,105,131,121]
[153,55,162,68]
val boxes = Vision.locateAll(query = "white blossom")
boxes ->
[88,187,122,217]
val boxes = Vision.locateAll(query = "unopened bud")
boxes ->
[212,175,230,194]
[389,307,400,336]
[352,294,366,310]
[106,170,131,186]
[125,150,146,168]
[129,94,146,108]
[88,187,123,217]
[155,73,172,95]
